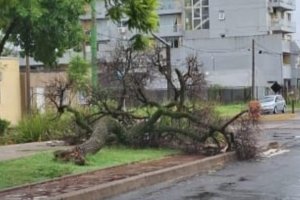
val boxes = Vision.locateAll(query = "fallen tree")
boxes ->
[48,45,259,165]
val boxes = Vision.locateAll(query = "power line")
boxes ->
[255,41,300,56]
[97,33,300,56]
[180,44,249,54]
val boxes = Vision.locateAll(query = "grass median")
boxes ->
[0,146,179,190]
[216,103,297,118]
[215,103,247,117]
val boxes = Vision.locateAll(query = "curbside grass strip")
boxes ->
[51,152,236,200]
[260,113,296,121]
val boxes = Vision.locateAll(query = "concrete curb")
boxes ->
[51,152,236,200]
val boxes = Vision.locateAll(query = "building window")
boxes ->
[287,13,291,21]
[283,53,291,65]
[185,0,209,30]
[163,37,181,48]
[297,56,300,67]
[117,19,127,28]
[218,10,225,20]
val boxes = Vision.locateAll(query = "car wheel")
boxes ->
[273,106,278,114]
[282,106,286,113]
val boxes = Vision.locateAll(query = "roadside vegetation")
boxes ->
[0,103,247,146]
[0,112,73,145]
[215,100,300,117]
[0,147,178,189]
[215,103,247,118]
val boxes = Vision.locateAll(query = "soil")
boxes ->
[0,155,204,200]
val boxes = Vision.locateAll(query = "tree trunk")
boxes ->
[54,118,112,165]
[77,118,110,155]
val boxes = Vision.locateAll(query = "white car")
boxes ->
[259,95,286,114]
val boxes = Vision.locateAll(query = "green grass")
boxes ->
[215,103,247,117]
[286,101,300,112]
[0,146,178,190]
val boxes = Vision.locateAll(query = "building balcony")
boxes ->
[155,24,183,37]
[269,0,296,11]
[157,1,182,15]
[282,64,292,79]
[271,19,296,33]
[282,39,291,53]
[291,67,300,82]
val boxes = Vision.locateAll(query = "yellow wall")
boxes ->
[0,57,22,125]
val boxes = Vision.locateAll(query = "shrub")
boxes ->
[14,114,49,143]
[13,112,73,143]
[0,118,10,136]
[46,113,74,140]
[234,116,258,160]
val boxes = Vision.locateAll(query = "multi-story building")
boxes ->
[80,0,299,98]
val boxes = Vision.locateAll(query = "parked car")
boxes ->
[259,95,286,114]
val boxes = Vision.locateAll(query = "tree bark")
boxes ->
[54,117,113,165]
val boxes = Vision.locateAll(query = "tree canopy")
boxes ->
[105,0,158,33]
[0,0,158,65]
[0,0,89,65]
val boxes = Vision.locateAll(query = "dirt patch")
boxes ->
[0,155,204,200]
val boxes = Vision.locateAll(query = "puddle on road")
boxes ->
[238,176,249,182]
[273,132,292,137]
[218,182,236,190]
[261,149,290,158]
[273,132,300,140]
[184,191,221,200]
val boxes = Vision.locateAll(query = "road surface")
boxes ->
[110,119,300,200]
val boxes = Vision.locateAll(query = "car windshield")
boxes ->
[259,97,274,103]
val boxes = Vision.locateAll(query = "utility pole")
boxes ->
[251,39,255,100]
[166,45,172,99]
[90,0,98,88]
[25,55,31,114]
[25,0,32,115]
[151,33,172,99]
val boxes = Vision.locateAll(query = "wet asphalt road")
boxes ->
[110,120,300,200]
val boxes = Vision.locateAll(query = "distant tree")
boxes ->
[0,0,88,65]
[0,0,158,65]
[105,0,158,32]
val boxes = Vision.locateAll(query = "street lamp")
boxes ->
[251,39,256,100]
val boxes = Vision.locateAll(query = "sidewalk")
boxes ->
[0,141,69,162]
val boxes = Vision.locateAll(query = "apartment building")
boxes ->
[79,0,299,98]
